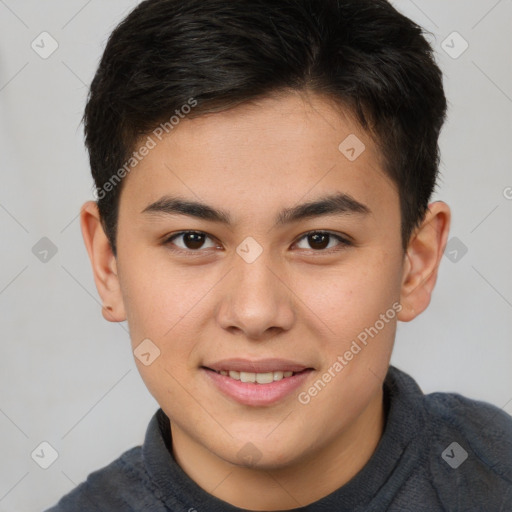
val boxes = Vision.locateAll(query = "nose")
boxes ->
[215,250,295,340]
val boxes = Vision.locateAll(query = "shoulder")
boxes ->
[44,445,159,512]
[385,367,512,509]
[387,366,512,479]
[424,390,512,471]
[421,389,512,505]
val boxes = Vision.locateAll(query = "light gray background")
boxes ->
[0,1,511,510]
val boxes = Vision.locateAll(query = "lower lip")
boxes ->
[203,368,313,406]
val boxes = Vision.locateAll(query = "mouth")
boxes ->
[207,368,309,384]
[201,359,314,406]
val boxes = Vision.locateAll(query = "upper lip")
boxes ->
[204,358,312,373]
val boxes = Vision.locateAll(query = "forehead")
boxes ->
[118,91,397,225]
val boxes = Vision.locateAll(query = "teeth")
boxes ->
[240,371,256,383]
[219,370,296,383]
[256,372,274,384]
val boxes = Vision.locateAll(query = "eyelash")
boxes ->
[163,230,352,255]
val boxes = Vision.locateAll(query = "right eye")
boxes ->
[163,231,221,253]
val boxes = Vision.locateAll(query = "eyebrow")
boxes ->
[141,192,370,226]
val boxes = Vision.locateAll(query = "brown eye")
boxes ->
[165,231,217,251]
[307,233,330,250]
[295,231,351,252]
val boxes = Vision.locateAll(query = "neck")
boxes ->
[171,389,385,510]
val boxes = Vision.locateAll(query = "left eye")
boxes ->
[294,231,351,251]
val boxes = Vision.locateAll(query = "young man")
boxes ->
[47,0,512,510]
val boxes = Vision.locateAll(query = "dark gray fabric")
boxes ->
[45,366,512,511]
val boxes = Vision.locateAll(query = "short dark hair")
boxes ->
[83,0,447,256]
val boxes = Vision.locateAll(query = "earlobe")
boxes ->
[80,201,126,323]
[398,201,451,322]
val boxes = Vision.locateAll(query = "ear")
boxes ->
[80,201,126,323]
[398,201,451,322]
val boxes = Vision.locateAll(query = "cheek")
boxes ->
[301,250,402,335]
[117,255,225,400]
[119,264,207,404]
[119,252,205,339]
[296,261,400,420]
[300,251,403,397]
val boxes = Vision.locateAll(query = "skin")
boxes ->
[81,91,451,510]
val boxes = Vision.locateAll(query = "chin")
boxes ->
[215,435,309,471]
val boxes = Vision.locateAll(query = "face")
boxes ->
[112,92,406,468]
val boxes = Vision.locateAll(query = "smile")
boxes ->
[202,361,314,406]
[213,369,299,384]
